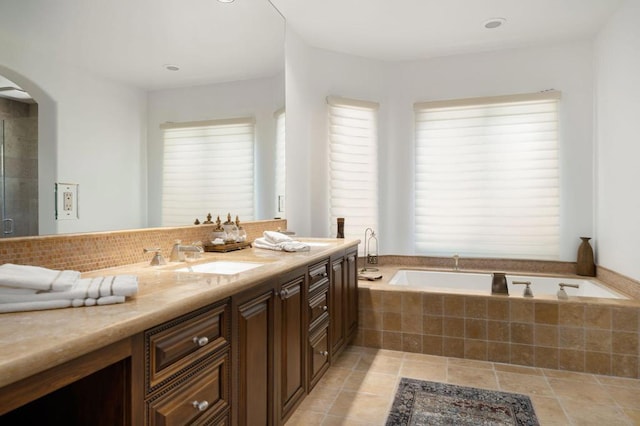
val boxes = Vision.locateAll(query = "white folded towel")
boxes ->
[263,231,293,244]
[0,273,137,314]
[0,263,81,291]
[253,237,310,252]
[0,275,138,303]
[0,295,126,314]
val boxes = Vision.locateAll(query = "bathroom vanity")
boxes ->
[0,239,359,425]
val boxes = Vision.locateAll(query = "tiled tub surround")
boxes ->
[356,260,640,379]
[0,219,286,272]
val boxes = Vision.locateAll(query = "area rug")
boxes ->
[386,378,539,426]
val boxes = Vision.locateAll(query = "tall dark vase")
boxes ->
[336,218,345,238]
[576,237,595,276]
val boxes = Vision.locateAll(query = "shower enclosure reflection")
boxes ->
[0,79,38,237]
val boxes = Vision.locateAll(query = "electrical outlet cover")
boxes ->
[55,183,78,220]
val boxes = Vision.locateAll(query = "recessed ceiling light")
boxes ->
[217,0,235,3]
[164,64,180,71]
[483,18,506,29]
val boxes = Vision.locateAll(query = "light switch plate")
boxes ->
[55,183,79,220]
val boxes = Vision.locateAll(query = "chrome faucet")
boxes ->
[169,240,204,262]
[491,272,509,295]
[143,247,167,266]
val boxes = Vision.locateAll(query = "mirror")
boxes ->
[0,0,285,237]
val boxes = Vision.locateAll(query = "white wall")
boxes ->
[595,0,640,281]
[388,41,595,259]
[0,38,147,235]
[284,28,314,236]
[146,74,285,227]
[286,33,595,260]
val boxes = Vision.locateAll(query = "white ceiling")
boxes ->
[270,0,622,61]
[0,0,623,93]
[0,0,285,91]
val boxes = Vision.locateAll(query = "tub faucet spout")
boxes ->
[491,272,509,295]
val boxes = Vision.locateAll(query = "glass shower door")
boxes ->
[0,116,39,237]
[1,119,13,237]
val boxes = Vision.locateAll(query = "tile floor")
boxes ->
[286,345,640,426]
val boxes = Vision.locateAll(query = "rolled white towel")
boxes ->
[253,237,281,251]
[280,241,310,252]
[72,295,125,307]
[0,275,138,303]
[263,231,293,245]
[0,263,80,291]
[254,237,310,252]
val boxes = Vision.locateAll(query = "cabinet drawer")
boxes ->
[146,300,230,393]
[308,260,329,295]
[308,324,330,390]
[147,351,230,426]
[308,290,329,330]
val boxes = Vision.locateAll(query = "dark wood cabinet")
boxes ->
[232,280,276,426]
[143,299,231,426]
[276,269,307,423]
[0,243,359,426]
[345,248,359,342]
[330,255,346,357]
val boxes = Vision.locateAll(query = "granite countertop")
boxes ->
[0,238,358,390]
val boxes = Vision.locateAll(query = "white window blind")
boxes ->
[328,96,379,242]
[414,91,561,259]
[275,109,286,216]
[161,117,255,226]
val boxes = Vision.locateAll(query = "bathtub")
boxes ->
[388,269,628,299]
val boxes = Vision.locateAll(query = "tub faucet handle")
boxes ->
[452,254,459,271]
[513,281,533,298]
[557,282,579,300]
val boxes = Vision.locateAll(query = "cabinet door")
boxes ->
[278,273,306,422]
[234,283,275,426]
[307,325,330,391]
[345,249,359,341]
[330,258,345,355]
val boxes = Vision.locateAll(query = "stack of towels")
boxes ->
[253,231,310,252]
[0,263,138,314]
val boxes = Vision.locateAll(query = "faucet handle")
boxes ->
[513,281,533,297]
[143,247,167,266]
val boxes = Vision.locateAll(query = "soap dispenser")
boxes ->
[235,215,247,242]
[210,215,226,243]
[223,213,238,243]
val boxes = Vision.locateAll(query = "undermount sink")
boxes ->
[176,261,265,275]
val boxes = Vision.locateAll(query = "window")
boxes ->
[274,109,286,216]
[161,117,255,226]
[327,96,378,242]
[414,91,561,259]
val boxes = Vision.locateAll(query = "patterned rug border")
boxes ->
[386,377,540,426]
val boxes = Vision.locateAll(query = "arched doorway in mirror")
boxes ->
[0,75,38,237]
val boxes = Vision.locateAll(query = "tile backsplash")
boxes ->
[0,219,286,272]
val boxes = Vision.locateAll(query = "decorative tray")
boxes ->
[203,241,252,253]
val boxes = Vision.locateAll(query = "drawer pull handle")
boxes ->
[319,350,328,357]
[280,288,290,299]
[322,305,328,311]
[193,336,209,347]
[192,400,209,412]
[323,272,328,277]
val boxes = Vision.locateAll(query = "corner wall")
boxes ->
[594,0,640,282]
